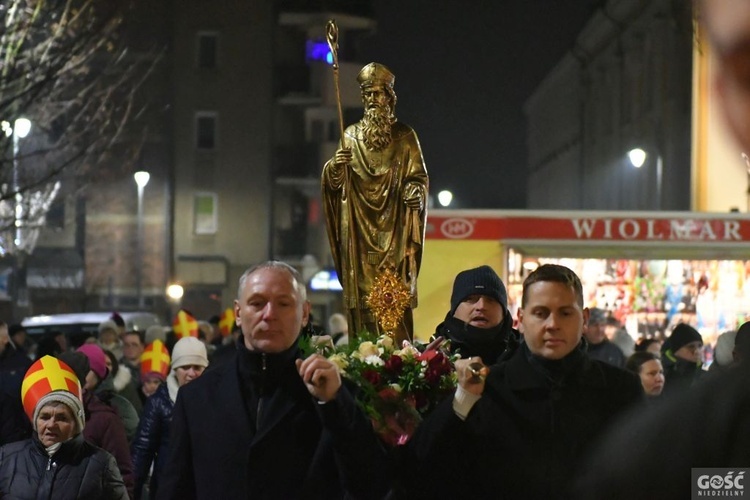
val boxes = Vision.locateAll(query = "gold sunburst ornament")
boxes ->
[366,267,411,336]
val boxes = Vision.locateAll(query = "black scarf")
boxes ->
[436,312,517,364]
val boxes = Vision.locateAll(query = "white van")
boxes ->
[22,311,161,348]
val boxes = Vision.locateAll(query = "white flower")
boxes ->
[358,341,380,358]
[364,355,385,366]
[377,335,394,351]
[389,383,402,393]
[395,344,420,359]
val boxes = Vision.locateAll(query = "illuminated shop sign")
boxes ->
[427,214,750,242]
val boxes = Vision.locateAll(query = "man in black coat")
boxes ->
[157,261,389,500]
[409,264,643,499]
[0,321,32,399]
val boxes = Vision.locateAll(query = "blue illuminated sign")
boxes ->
[306,39,333,65]
[309,269,343,291]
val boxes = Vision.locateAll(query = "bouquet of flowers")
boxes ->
[302,331,459,447]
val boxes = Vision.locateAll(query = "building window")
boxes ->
[194,192,218,234]
[45,198,65,230]
[197,32,218,70]
[195,112,217,150]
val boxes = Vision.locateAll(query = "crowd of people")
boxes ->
[0,257,747,499]
[0,1,749,498]
[0,308,229,499]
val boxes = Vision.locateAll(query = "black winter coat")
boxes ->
[0,391,31,446]
[409,343,643,499]
[130,382,173,500]
[661,353,705,397]
[0,433,128,500]
[0,344,32,399]
[586,339,626,368]
[575,363,750,500]
[157,341,390,500]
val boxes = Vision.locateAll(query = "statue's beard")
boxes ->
[361,105,395,152]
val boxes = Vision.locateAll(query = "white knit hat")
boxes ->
[33,391,86,434]
[714,330,737,367]
[171,337,209,369]
[98,319,119,336]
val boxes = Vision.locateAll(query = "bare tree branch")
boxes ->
[0,0,162,254]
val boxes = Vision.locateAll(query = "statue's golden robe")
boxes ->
[322,121,428,339]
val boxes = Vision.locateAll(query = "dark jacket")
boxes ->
[131,382,174,500]
[0,390,31,446]
[157,340,390,500]
[433,311,519,364]
[586,339,626,368]
[96,375,140,442]
[575,363,750,500]
[0,433,128,500]
[661,352,704,397]
[0,343,32,398]
[82,391,135,498]
[409,342,643,499]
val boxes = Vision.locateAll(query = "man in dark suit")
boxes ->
[158,260,388,499]
[409,264,642,499]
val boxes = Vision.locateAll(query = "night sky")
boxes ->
[358,0,602,209]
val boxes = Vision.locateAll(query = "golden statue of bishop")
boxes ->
[322,62,428,343]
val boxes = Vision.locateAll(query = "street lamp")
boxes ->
[628,147,662,210]
[1,117,33,315]
[437,190,453,207]
[134,171,150,309]
[628,148,646,168]
[12,118,31,249]
[165,283,184,326]
[166,283,184,301]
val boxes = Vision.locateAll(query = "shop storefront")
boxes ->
[415,210,750,346]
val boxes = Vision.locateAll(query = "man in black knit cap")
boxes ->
[431,265,519,365]
[660,323,704,396]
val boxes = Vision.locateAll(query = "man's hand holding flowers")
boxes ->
[296,353,343,403]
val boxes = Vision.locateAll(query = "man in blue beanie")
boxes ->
[431,265,519,365]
